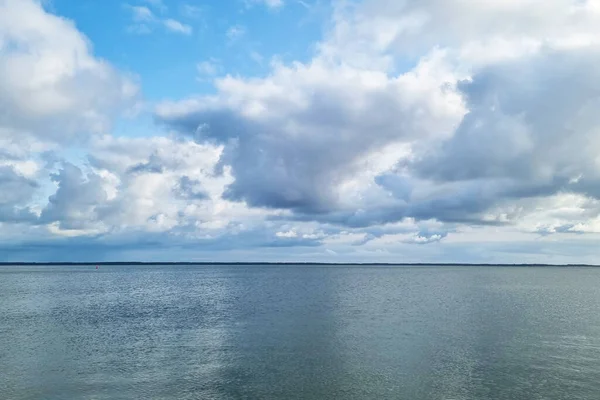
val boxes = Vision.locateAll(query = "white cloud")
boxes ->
[163,18,193,35]
[126,4,192,35]
[197,59,220,79]
[129,5,154,21]
[226,25,246,43]
[0,0,138,147]
[276,230,298,238]
[55,135,283,238]
[0,0,134,232]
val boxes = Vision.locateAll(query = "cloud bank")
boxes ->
[2,0,600,262]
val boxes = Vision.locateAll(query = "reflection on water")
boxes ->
[2,265,600,399]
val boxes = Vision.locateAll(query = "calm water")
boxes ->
[2,265,600,399]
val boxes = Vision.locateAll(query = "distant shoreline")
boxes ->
[0,262,597,267]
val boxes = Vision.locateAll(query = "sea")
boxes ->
[1,264,600,399]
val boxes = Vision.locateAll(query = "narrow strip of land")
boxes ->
[0,262,597,267]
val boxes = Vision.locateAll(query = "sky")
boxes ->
[2,0,600,263]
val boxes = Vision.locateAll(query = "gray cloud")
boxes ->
[0,166,39,223]
[156,60,458,214]
[156,42,600,236]
[399,47,600,224]
[127,153,165,174]
[173,176,209,200]
[40,163,108,230]
[412,49,600,182]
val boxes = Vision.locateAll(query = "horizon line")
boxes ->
[1,262,598,267]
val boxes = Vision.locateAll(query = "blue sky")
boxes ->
[49,0,326,100]
[2,0,600,263]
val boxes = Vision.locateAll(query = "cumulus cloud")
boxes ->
[83,135,226,232]
[52,136,304,246]
[0,0,137,234]
[31,134,331,250]
[40,163,109,232]
[156,58,461,214]
[0,0,138,147]
[322,0,600,66]
[391,47,600,227]
[155,0,600,243]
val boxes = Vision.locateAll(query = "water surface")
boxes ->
[2,265,600,399]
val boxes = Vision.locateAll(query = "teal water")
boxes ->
[1,265,600,399]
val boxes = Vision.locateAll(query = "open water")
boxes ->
[1,264,600,399]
